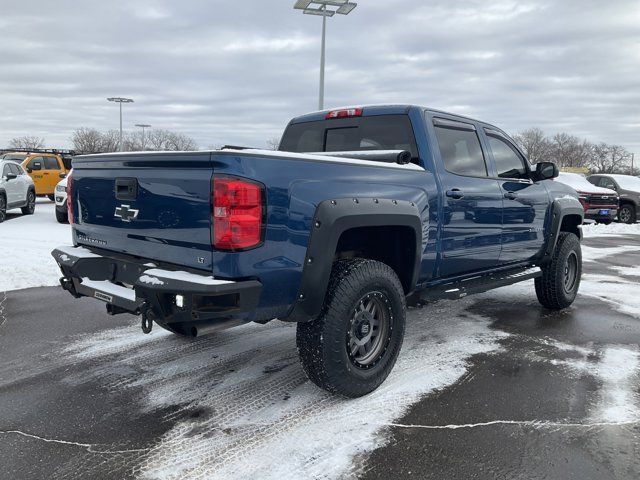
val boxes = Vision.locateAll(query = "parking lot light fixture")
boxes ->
[135,124,152,151]
[107,97,134,152]
[293,0,358,110]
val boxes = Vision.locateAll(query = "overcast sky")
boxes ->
[1,0,638,155]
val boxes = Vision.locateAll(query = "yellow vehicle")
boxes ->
[1,149,72,200]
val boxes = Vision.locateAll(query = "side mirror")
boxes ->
[26,168,32,173]
[59,172,67,179]
[535,161,559,180]
[5,172,17,181]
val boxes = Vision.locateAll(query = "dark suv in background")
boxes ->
[588,174,640,224]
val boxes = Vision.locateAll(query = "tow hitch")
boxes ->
[141,310,154,334]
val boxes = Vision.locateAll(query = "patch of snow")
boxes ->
[591,346,640,423]
[144,268,233,286]
[55,244,100,259]
[0,201,72,291]
[138,275,165,286]
[611,266,640,277]
[582,222,640,238]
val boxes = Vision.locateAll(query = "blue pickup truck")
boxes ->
[52,105,584,397]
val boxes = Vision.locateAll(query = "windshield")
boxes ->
[614,175,640,191]
[1,153,27,162]
[279,114,419,161]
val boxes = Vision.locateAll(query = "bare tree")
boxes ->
[9,135,45,150]
[147,128,197,151]
[265,137,280,150]
[513,128,551,164]
[71,128,103,154]
[99,130,121,153]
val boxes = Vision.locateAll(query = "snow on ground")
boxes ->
[63,300,508,480]
[0,200,72,292]
[582,221,640,238]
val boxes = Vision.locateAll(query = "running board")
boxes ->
[419,267,542,301]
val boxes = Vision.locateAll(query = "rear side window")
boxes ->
[434,125,487,177]
[279,115,419,161]
[487,135,527,179]
[44,157,59,170]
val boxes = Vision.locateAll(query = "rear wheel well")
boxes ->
[560,214,582,238]
[334,226,417,293]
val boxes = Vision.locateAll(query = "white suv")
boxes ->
[0,159,36,223]
[54,175,69,223]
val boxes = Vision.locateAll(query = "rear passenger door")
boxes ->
[430,117,503,277]
[482,129,548,263]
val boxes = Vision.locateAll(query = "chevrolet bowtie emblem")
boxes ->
[114,204,139,222]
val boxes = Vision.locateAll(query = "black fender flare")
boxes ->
[539,197,584,264]
[283,197,423,323]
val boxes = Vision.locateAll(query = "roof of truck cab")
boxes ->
[289,104,486,126]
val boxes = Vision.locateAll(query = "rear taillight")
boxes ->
[66,174,74,224]
[325,108,363,119]
[212,176,264,251]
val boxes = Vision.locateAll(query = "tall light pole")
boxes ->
[293,1,357,110]
[107,97,134,151]
[135,123,151,151]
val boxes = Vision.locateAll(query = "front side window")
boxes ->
[600,177,617,190]
[487,135,528,179]
[9,163,22,175]
[434,125,487,177]
[28,157,43,170]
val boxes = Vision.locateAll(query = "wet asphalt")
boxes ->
[1,235,639,479]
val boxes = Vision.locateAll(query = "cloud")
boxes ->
[0,0,638,155]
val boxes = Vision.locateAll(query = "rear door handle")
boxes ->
[446,189,464,199]
[504,192,518,200]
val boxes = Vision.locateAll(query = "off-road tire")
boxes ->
[535,232,582,310]
[55,208,68,223]
[296,258,406,397]
[0,194,6,223]
[619,204,636,224]
[21,190,36,215]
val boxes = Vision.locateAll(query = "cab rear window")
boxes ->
[279,115,419,161]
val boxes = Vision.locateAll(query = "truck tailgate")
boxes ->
[70,152,214,272]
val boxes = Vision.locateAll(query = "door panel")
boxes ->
[499,180,548,262]
[439,174,504,276]
[2,164,19,204]
[431,118,503,277]
[483,132,547,263]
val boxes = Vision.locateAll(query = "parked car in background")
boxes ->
[555,172,618,224]
[1,150,70,200]
[0,159,36,222]
[54,176,69,223]
[587,174,640,224]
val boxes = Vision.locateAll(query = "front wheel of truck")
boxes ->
[535,232,582,310]
[296,258,406,398]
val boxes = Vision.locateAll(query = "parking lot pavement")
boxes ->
[1,234,639,479]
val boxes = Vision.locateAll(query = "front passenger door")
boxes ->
[483,130,548,263]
